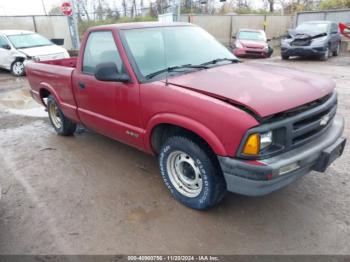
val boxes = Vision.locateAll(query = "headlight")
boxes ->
[31,56,40,62]
[311,36,327,45]
[235,41,243,48]
[242,131,273,155]
[260,131,273,150]
[281,39,288,47]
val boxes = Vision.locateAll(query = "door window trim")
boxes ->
[81,30,124,76]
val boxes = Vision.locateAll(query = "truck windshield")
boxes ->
[122,26,236,79]
[7,33,53,49]
[296,23,329,34]
[238,31,266,41]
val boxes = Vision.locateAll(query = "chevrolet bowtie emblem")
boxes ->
[320,114,330,126]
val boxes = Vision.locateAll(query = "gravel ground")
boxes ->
[0,55,349,255]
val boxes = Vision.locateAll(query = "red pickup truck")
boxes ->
[26,22,346,210]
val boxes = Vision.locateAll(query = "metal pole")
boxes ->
[41,0,47,15]
[68,0,80,49]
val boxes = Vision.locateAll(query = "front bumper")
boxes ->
[281,45,327,57]
[234,48,269,58]
[218,115,345,196]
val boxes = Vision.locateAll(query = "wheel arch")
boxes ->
[38,84,61,108]
[146,113,227,156]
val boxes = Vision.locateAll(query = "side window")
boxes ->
[83,31,124,74]
[0,36,9,48]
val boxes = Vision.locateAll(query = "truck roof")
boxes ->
[302,20,333,24]
[90,22,193,31]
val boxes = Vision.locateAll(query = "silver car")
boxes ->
[281,21,341,61]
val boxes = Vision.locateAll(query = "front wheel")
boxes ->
[47,95,77,136]
[320,46,330,61]
[159,136,226,210]
[11,60,25,77]
[333,42,340,56]
[281,54,289,60]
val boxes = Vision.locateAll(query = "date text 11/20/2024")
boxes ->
[127,255,220,261]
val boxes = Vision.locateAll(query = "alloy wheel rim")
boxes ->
[49,102,62,129]
[166,150,203,198]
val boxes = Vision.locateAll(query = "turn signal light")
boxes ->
[243,133,260,155]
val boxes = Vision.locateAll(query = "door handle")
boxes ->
[78,82,86,89]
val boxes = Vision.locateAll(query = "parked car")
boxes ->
[26,22,346,210]
[232,29,273,58]
[0,30,70,76]
[281,21,341,61]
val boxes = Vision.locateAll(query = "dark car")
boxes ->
[281,21,341,61]
[232,29,273,58]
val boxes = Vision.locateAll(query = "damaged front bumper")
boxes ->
[218,115,346,196]
[281,45,328,57]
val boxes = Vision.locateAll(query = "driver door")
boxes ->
[72,30,143,149]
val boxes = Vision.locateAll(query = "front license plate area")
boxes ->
[313,138,346,172]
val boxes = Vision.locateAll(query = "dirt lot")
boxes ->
[0,55,349,255]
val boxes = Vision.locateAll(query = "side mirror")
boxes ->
[94,62,130,82]
[51,38,64,46]
[1,44,11,50]
[267,38,272,42]
[232,35,236,39]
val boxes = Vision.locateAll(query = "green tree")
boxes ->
[48,6,62,15]
[319,0,350,9]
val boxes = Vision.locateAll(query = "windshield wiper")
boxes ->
[145,64,208,79]
[200,58,240,66]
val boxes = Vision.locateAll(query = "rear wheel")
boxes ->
[159,136,226,210]
[47,95,76,136]
[10,60,25,77]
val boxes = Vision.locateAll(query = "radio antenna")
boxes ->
[163,29,169,86]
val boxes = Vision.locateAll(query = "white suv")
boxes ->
[0,30,70,76]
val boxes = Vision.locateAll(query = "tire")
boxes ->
[281,54,289,60]
[159,136,227,210]
[332,42,340,56]
[47,95,76,136]
[10,60,25,77]
[320,46,330,61]
[267,46,273,58]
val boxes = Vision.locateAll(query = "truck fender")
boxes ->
[145,113,227,156]
[38,83,63,107]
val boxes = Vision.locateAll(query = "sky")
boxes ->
[0,0,61,15]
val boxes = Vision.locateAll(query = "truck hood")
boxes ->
[166,63,335,118]
[18,45,67,57]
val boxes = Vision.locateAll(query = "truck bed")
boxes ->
[25,57,79,122]
[38,57,77,68]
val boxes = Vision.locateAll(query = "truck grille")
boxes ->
[246,50,262,54]
[290,96,336,146]
[291,39,311,46]
[238,91,338,159]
